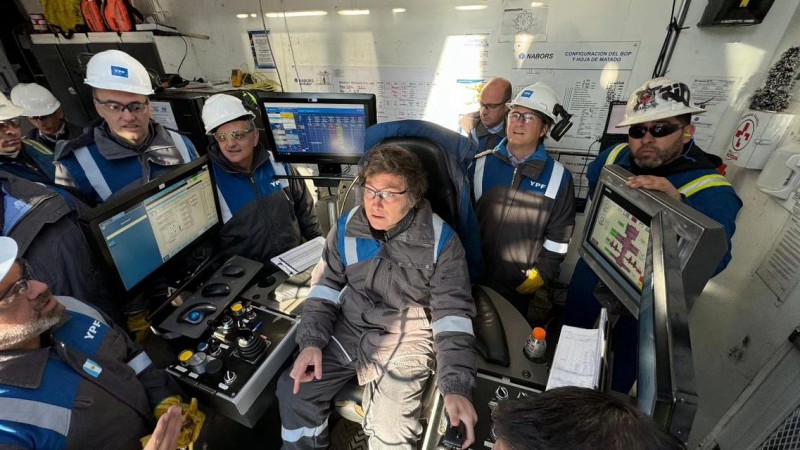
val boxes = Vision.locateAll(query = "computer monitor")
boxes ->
[257,92,377,175]
[580,164,727,316]
[580,164,728,441]
[85,157,221,295]
[599,101,629,151]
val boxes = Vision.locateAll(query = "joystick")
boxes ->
[439,419,466,450]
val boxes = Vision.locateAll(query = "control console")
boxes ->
[159,255,301,427]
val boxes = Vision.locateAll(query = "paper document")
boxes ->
[546,309,607,390]
[271,237,325,276]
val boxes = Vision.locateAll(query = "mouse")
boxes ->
[202,282,231,297]
[179,302,218,324]
[221,264,246,278]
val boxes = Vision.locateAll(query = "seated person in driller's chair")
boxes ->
[277,144,478,450]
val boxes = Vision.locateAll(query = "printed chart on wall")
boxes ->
[511,41,639,205]
[295,34,490,126]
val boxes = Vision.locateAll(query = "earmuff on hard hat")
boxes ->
[550,104,573,142]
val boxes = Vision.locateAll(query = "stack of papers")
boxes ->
[271,237,326,276]
[546,309,608,390]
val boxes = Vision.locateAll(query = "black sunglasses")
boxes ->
[628,122,685,139]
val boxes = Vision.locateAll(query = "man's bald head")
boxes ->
[479,77,512,129]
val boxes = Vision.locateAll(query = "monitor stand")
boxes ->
[316,163,346,188]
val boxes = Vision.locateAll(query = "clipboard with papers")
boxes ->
[546,308,610,391]
[270,236,326,276]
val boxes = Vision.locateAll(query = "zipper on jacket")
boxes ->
[330,336,353,363]
[510,166,518,188]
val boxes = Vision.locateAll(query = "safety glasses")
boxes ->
[0,261,30,309]
[628,122,685,139]
[0,118,21,132]
[94,98,150,114]
[29,112,57,121]
[214,129,254,142]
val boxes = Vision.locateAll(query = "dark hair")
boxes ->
[491,387,685,450]
[675,113,692,126]
[359,144,428,206]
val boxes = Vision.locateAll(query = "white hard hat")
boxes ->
[0,93,24,121]
[618,77,706,127]
[0,237,18,282]
[10,83,61,117]
[507,82,560,123]
[84,50,154,96]
[201,94,256,134]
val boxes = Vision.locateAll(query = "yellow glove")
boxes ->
[126,312,151,343]
[515,268,544,295]
[152,396,205,448]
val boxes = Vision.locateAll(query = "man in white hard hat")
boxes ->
[0,92,56,184]
[0,236,203,449]
[469,82,576,319]
[201,93,320,265]
[563,77,742,393]
[459,77,513,152]
[54,50,198,206]
[10,82,83,152]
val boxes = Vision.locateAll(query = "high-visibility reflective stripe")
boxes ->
[432,316,474,337]
[605,143,628,165]
[57,296,107,325]
[544,163,564,199]
[432,215,444,263]
[473,156,487,201]
[543,239,569,254]
[127,351,152,375]
[167,131,192,162]
[678,174,732,198]
[272,161,290,189]
[308,285,342,304]
[0,397,71,437]
[73,146,113,201]
[281,418,328,442]
[23,139,53,155]
[342,208,359,265]
[216,187,233,222]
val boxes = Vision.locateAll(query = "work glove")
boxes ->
[126,311,151,343]
[515,268,544,295]
[146,396,205,449]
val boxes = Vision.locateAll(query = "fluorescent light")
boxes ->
[265,10,328,18]
[250,13,257,17]
[338,9,370,16]
[455,5,488,11]
[236,13,249,18]
[392,8,406,13]
[530,2,545,6]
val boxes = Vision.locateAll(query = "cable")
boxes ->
[258,0,284,91]
[280,0,303,92]
[338,177,359,216]
[176,36,188,75]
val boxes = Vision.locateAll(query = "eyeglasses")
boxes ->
[628,123,685,139]
[94,98,150,114]
[0,118,21,132]
[0,262,30,308]
[363,185,407,202]
[508,111,542,125]
[214,129,254,142]
[29,112,57,121]
[480,102,506,110]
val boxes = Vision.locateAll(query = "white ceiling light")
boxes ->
[392,8,406,13]
[265,10,328,18]
[250,13,257,17]
[338,9,370,16]
[530,2,545,6]
[236,13,249,18]
[455,5,488,11]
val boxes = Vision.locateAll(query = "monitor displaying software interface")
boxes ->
[587,187,652,292]
[264,102,367,157]
[97,166,219,291]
